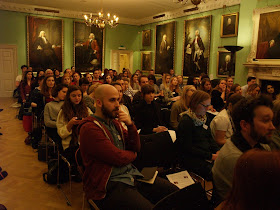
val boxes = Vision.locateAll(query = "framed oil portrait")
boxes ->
[221,12,239,38]
[74,21,104,72]
[141,52,152,71]
[217,51,235,77]
[183,16,211,77]
[142,30,151,46]
[27,16,63,72]
[155,21,176,74]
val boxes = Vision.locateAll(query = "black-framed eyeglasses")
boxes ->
[200,103,211,108]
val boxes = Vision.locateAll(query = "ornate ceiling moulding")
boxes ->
[0,1,138,25]
[139,0,241,25]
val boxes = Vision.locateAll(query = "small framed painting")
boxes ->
[221,12,239,38]
[142,29,151,46]
[141,51,152,71]
[217,50,235,77]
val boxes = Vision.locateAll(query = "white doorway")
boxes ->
[110,50,133,73]
[0,45,17,97]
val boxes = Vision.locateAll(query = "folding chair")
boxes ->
[153,183,213,210]
[75,148,100,210]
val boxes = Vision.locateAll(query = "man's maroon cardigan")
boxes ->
[78,116,140,201]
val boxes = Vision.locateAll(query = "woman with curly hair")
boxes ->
[56,85,92,152]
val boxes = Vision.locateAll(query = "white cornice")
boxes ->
[0,0,240,26]
[0,1,139,25]
[139,0,241,25]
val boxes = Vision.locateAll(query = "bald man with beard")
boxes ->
[78,84,178,209]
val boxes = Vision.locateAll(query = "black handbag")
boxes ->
[38,142,57,161]
[43,158,69,185]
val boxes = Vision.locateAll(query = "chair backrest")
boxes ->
[133,131,177,170]
[75,148,84,178]
[153,183,213,210]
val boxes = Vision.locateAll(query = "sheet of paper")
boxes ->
[137,129,141,134]
[168,130,176,143]
[166,170,195,189]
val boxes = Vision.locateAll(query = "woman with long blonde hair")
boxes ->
[170,85,196,130]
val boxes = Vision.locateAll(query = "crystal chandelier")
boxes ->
[84,11,119,29]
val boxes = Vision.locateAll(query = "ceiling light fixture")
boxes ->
[173,0,205,7]
[83,0,119,29]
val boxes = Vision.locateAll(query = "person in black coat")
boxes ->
[134,84,167,135]
[176,90,219,180]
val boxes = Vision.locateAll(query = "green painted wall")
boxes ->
[1,0,280,85]
[0,10,140,74]
[140,5,240,80]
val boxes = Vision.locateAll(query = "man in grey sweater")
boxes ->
[212,95,275,205]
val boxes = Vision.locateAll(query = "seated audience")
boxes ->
[56,85,92,162]
[199,78,212,94]
[31,70,45,90]
[92,69,102,84]
[177,75,184,91]
[29,76,45,117]
[211,79,227,112]
[270,100,280,150]
[162,77,181,104]
[210,94,244,146]
[112,82,131,130]
[170,85,196,130]
[71,72,81,86]
[44,84,68,151]
[230,83,242,95]
[116,78,133,117]
[104,74,112,84]
[45,69,54,76]
[226,77,233,94]
[78,84,178,209]
[123,78,134,99]
[217,149,280,210]
[15,65,28,88]
[132,75,149,106]
[20,71,34,103]
[241,76,256,97]
[85,73,93,86]
[262,83,277,100]
[79,77,90,96]
[148,74,162,98]
[159,73,171,91]
[84,83,102,113]
[246,83,260,98]
[61,73,71,86]
[54,69,61,84]
[64,68,72,77]
[176,90,220,180]
[169,69,176,78]
[30,75,55,117]
[134,84,167,135]
[212,95,274,203]
[186,76,199,89]
[130,73,140,91]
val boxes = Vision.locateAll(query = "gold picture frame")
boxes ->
[27,16,63,72]
[217,50,235,77]
[220,12,239,38]
[142,29,151,46]
[154,21,176,75]
[141,51,152,71]
[182,15,212,77]
[74,21,105,72]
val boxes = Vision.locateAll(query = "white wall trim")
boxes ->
[0,0,240,26]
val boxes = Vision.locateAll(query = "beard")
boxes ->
[101,105,119,119]
[250,126,272,144]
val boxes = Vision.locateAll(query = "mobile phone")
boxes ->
[77,118,82,120]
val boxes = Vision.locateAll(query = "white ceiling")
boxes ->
[0,0,194,19]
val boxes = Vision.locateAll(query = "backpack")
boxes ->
[43,159,69,184]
